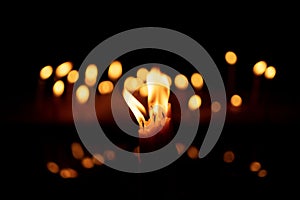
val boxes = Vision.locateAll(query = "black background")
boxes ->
[2,4,299,199]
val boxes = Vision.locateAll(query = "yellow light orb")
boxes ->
[188,95,202,111]
[98,81,114,95]
[264,66,276,79]
[175,74,188,90]
[67,70,79,83]
[53,80,64,97]
[191,73,204,89]
[56,61,73,78]
[253,61,267,76]
[40,65,53,80]
[76,85,90,104]
[225,51,237,65]
[108,60,122,81]
[230,94,242,107]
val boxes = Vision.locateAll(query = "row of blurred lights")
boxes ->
[225,51,276,79]
[46,141,267,179]
[39,51,276,115]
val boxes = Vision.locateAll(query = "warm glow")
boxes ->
[175,143,186,155]
[188,95,202,111]
[123,89,147,126]
[47,161,59,174]
[139,85,148,97]
[174,74,189,90]
[136,67,149,82]
[250,161,261,172]
[103,150,116,161]
[187,146,199,159]
[108,60,122,81]
[53,80,64,97]
[225,51,237,65]
[264,66,276,79]
[230,94,242,107]
[124,76,142,93]
[71,142,84,160]
[67,70,79,83]
[76,85,89,104]
[123,67,171,137]
[92,154,105,165]
[81,157,94,169]
[223,150,235,163]
[98,80,114,95]
[85,64,98,86]
[211,101,221,113]
[40,65,53,80]
[253,61,267,76]
[191,73,204,89]
[56,61,73,78]
[60,168,78,178]
[258,169,268,177]
[147,68,170,115]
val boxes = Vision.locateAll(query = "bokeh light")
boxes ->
[264,66,276,79]
[56,61,73,78]
[174,74,189,90]
[76,85,90,104]
[40,65,53,80]
[225,51,237,65]
[191,73,204,89]
[53,80,64,97]
[188,95,202,111]
[67,70,79,83]
[223,150,235,163]
[98,80,114,95]
[253,61,267,76]
[108,60,122,81]
[230,94,242,107]
[250,161,261,172]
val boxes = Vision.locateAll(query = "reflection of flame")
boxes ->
[123,67,171,136]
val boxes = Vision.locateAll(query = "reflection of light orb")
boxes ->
[211,101,221,113]
[187,146,199,159]
[47,162,59,174]
[81,157,94,169]
[223,150,235,163]
[250,161,261,172]
[258,169,268,177]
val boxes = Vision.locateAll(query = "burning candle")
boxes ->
[250,60,267,107]
[122,67,173,153]
[225,51,238,97]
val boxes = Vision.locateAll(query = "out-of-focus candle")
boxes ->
[225,51,238,98]
[250,60,267,106]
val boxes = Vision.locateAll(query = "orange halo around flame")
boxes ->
[122,67,171,134]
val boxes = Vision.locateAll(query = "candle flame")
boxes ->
[122,67,171,136]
